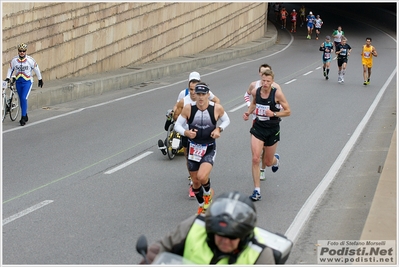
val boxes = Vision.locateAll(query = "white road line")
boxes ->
[104,151,153,174]
[285,79,297,84]
[229,103,247,112]
[303,71,313,76]
[284,68,397,243]
[3,200,54,226]
[316,66,322,70]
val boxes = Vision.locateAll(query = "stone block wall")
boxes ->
[2,2,267,81]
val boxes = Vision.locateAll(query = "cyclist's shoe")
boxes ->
[271,154,280,173]
[260,169,266,181]
[157,139,167,155]
[250,190,261,201]
[19,116,26,126]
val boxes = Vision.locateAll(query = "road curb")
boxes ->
[360,127,397,241]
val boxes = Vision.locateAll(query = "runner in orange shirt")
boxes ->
[280,7,288,29]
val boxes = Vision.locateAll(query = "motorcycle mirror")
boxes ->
[136,234,149,264]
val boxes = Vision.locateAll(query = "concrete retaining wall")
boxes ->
[2,2,268,81]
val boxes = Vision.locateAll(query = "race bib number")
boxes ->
[324,52,331,59]
[255,104,270,121]
[363,52,371,58]
[188,142,207,162]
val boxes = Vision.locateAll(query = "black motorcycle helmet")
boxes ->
[205,191,257,247]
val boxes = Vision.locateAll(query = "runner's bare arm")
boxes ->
[275,90,291,117]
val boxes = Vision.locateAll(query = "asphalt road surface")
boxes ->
[2,3,396,265]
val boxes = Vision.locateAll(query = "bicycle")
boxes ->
[2,77,20,122]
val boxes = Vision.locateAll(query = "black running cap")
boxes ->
[195,84,210,93]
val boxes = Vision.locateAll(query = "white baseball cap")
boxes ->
[188,71,200,82]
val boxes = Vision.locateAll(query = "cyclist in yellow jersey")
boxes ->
[361,37,378,85]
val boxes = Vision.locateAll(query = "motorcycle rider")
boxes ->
[140,191,276,264]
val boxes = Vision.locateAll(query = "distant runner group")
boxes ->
[272,3,378,85]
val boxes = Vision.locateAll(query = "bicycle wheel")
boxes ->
[166,123,177,160]
[9,90,20,121]
[2,92,7,122]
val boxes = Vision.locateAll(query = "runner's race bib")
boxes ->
[255,104,270,121]
[324,52,331,59]
[363,51,371,58]
[188,142,208,162]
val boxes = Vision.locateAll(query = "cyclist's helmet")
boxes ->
[205,191,257,241]
[188,71,200,83]
[17,43,28,51]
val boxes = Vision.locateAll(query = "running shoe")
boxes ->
[363,81,367,85]
[250,190,261,201]
[189,184,195,198]
[338,77,342,83]
[157,139,167,155]
[203,188,214,210]
[260,169,266,181]
[197,205,205,215]
[325,75,329,80]
[271,154,280,173]
[323,71,326,77]
[366,78,370,85]
[341,77,344,83]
